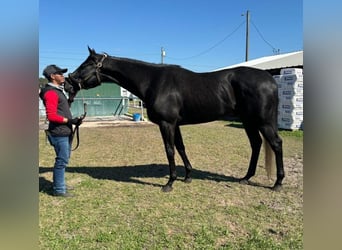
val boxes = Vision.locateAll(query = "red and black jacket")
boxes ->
[39,84,73,136]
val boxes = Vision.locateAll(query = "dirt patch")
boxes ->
[284,154,303,189]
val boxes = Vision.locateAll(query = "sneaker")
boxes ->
[52,191,74,197]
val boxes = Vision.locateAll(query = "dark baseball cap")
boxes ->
[43,64,68,78]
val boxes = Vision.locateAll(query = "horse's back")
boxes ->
[223,66,276,89]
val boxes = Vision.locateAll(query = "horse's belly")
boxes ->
[180,104,235,124]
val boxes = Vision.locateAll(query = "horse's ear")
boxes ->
[87,46,96,55]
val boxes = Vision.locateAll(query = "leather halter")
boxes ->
[69,53,108,90]
[94,53,108,85]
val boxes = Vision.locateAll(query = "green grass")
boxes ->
[279,129,303,138]
[39,120,303,249]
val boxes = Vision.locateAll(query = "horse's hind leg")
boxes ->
[159,121,177,192]
[259,125,285,191]
[175,126,193,183]
[240,125,263,184]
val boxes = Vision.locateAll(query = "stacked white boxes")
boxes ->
[273,68,303,130]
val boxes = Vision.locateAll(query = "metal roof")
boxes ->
[214,51,303,71]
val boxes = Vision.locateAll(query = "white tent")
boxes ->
[215,51,303,71]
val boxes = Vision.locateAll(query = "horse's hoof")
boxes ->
[272,184,282,192]
[239,179,249,185]
[184,177,192,184]
[161,185,173,192]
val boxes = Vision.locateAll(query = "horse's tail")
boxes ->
[262,136,275,179]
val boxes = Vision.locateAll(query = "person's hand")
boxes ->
[68,117,83,126]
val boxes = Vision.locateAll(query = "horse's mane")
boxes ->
[107,54,182,70]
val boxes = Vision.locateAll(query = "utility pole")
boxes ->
[161,47,166,64]
[242,10,250,62]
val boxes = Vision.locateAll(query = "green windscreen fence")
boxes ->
[70,83,129,117]
[71,97,129,117]
[40,83,130,118]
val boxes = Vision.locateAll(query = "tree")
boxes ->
[39,77,48,88]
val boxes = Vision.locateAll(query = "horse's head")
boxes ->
[65,47,108,103]
[63,77,78,104]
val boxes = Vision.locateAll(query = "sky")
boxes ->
[39,0,302,76]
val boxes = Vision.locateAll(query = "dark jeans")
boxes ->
[47,135,71,194]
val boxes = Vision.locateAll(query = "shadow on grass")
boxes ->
[39,176,53,195]
[39,164,272,191]
[225,122,244,129]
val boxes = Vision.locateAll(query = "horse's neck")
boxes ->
[105,58,152,101]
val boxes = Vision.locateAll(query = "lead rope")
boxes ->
[71,90,87,151]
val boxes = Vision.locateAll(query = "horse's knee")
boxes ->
[165,146,175,158]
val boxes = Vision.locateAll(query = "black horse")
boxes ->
[65,47,284,192]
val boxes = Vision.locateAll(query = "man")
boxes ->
[40,65,82,197]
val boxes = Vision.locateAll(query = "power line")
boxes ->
[250,20,279,53]
[167,20,246,61]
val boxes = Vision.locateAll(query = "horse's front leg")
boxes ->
[175,126,192,183]
[159,121,177,192]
